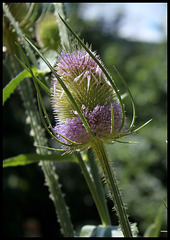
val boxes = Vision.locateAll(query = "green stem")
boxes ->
[53,3,70,47]
[91,139,133,237]
[3,3,38,68]
[87,148,111,225]
[10,55,74,237]
[19,77,74,237]
[75,152,110,226]
[4,3,74,236]
[41,161,74,237]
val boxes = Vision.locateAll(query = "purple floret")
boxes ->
[53,50,106,83]
[53,101,125,145]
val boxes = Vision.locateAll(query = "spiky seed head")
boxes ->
[51,45,126,150]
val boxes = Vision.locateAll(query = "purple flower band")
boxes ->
[54,101,125,145]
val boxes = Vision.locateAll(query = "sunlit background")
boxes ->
[79,3,167,43]
[3,3,167,237]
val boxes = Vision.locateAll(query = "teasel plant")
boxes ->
[3,3,152,237]
[3,3,74,237]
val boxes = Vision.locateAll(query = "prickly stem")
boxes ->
[91,138,133,237]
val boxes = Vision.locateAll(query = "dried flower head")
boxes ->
[51,45,126,150]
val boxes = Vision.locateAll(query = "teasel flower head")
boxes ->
[51,44,126,151]
[35,13,61,50]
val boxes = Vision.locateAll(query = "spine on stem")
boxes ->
[91,138,133,237]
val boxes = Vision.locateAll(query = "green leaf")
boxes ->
[3,153,77,168]
[112,65,136,131]
[79,225,119,237]
[3,69,36,105]
[79,224,138,237]
[161,197,167,209]
[15,43,52,96]
[144,205,164,237]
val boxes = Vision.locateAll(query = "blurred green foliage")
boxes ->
[3,3,167,237]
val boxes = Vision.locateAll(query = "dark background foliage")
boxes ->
[3,3,167,237]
